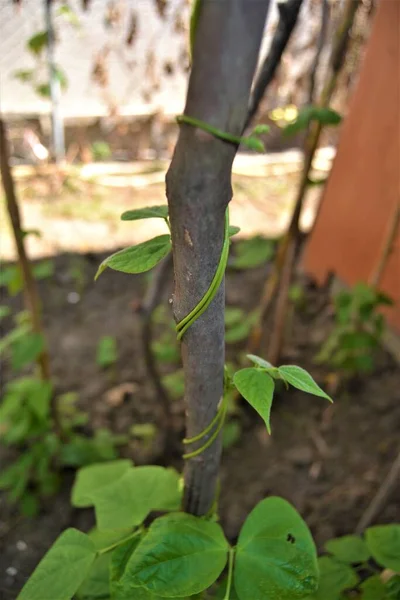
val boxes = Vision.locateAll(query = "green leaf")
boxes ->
[310,556,358,600]
[95,235,171,279]
[225,307,245,327]
[283,106,342,137]
[325,535,370,564]
[0,305,11,319]
[366,524,400,571]
[21,228,42,239]
[27,379,53,421]
[35,83,51,98]
[231,236,274,270]
[54,67,68,90]
[92,467,182,530]
[111,536,143,583]
[243,137,265,152]
[162,370,185,399]
[91,140,111,160]
[120,513,229,597]
[71,459,133,507]
[152,338,179,363]
[213,578,240,599]
[57,4,80,27]
[96,335,117,368]
[228,225,241,237]
[0,454,34,497]
[61,432,119,468]
[0,377,52,428]
[0,264,24,295]
[222,421,241,449]
[11,332,44,371]
[14,69,35,83]
[88,527,133,552]
[233,368,274,433]
[234,496,318,600]
[20,492,40,517]
[130,423,157,442]
[307,177,328,187]
[110,536,151,599]
[386,574,400,599]
[360,576,386,600]
[27,31,48,55]
[278,365,332,401]
[33,260,54,280]
[121,205,169,221]
[76,553,111,599]
[17,529,97,600]
[225,321,252,343]
[252,124,270,135]
[246,353,273,369]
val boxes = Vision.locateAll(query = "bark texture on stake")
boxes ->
[166,0,270,516]
[0,117,50,382]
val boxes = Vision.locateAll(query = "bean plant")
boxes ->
[17,206,400,599]
[0,268,124,515]
[315,283,393,375]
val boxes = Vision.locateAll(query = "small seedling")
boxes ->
[0,259,54,296]
[96,335,118,369]
[225,307,258,344]
[91,141,112,161]
[230,235,275,270]
[1,311,123,515]
[316,282,393,375]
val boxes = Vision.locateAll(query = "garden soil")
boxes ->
[0,251,399,599]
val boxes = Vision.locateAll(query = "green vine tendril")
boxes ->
[176,114,268,152]
[176,208,230,341]
[176,114,268,459]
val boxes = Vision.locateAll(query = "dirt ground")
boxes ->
[0,247,399,599]
[0,151,334,261]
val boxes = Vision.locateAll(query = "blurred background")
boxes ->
[0,1,399,598]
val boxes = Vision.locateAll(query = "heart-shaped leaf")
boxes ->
[92,467,182,530]
[308,556,358,600]
[246,354,273,369]
[76,553,110,599]
[366,524,400,571]
[95,235,171,279]
[234,497,318,600]
[229,225,241,237]
[17,529,97,600]
[121,205,169,221]
[233,368,274,433]
[231,236,274,270]
[11,332,44,371]
[121,513,229,597]
[325,535,370,564]
[278,365,332,401]
[71,459,133,507]
[283,106,342,137]
[359,576,386,600]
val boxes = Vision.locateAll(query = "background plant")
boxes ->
[315,282,393,375]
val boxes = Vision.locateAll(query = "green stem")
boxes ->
[183,398,228,459]
[97,529,142,556]
[183,396,225,444]
[176,209,229,339]
[223,547,236,600]
[177,115,243,146]
[176,114,265,152]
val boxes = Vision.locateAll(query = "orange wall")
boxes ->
[303,0,400,331]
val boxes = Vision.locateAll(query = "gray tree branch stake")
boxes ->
[166,0,271,516]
